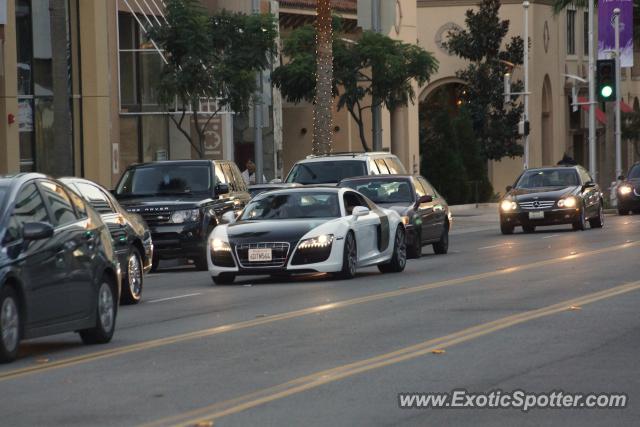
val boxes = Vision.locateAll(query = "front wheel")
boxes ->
[79,279,117,345]
[0,287,20,363]
[336,232,357,280]
[121,248,143,305]
[589,203,605,228]
[572,208,586,231]
[500,222,514,235]
[378,227,407,273]
[432,226,449,254]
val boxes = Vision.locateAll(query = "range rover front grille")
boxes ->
[139,211,172,224]
[518,200,556,210]
[235,242,290,268]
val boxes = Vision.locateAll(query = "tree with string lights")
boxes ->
[313,0,334,155]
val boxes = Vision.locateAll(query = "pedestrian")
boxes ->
[241,159,265,185]
[557,153,577,166]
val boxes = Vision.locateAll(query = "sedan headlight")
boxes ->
[211,238,231,252]
[298,234,334,250]
[618,185,633,196]
[500,200,517,211]
[170,209,200,223]
[557,196,577,208]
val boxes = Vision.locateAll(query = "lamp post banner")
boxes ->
[598,0,634,67]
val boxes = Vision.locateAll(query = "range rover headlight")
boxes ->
[500,200,517,211]
[618,185,633,196]
[298,234,334,250]
[211,238,231,252]
[558,197,577,208]
[170,209,201,223]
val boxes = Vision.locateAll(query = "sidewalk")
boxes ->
[449,203,498,235]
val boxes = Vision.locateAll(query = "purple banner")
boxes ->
[598,0,634,67]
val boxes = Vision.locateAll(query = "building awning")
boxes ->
[578,97,607,124]
[620,100,634,113]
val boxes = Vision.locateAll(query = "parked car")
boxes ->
[208,187,407,285]
[113,160,250,270]
[60,177,153,304]
[248,183,301,199]
[0,174,121,363]
[339,175,451,258]
[616,162,640,215]
[499,165,604,234]
[284,152,406,185]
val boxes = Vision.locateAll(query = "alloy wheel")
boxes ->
[396,229,407,269]
[1,297,19,353]
[98,283,114,334]
[127,253,142,298]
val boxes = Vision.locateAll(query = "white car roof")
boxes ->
[298,152,396,163]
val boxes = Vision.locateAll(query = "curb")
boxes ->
[450,203,498,212]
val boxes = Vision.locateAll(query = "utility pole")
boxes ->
[523,1,530,169]
[588,0,597,180]
[252,0,264,183]
[371,0,382,151]
[613,7,622,180]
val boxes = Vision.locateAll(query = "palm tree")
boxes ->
[313,0,334,155]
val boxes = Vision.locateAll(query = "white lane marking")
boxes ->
[477,242,517,250]
[542,234,560,239]
[147,293,203,304]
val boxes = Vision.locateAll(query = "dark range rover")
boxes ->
[114,160,250,270]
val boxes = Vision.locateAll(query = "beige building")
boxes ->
[1,0,638,194]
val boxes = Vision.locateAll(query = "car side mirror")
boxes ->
[270,178,282,184]
[221,211,237,224]
[505,185,513,192]
[352,206,370,217]
[23,222,54,241]
[216,183,230,196]
[617,175,625,181]
[416,195,433,205]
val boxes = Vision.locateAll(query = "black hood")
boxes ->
[116,194,214,211]
[227,219,330,245]
[508,186,578,202]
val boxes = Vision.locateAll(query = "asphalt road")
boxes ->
[2,213,640,426]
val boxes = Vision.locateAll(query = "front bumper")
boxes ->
[149,222,207,260]
[208,239,345,277]
[500,208,581,227]
[618,192,640,211]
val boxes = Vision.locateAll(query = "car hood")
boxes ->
[226,219,331,245]
[508,186,578,201]
[116,195,214,211]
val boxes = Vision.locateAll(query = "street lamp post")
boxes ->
[588,0,597,180]
[523,1,530,169]
[252,0,264,183]
[613,8,622,180]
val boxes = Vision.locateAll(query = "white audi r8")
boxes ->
[208,187,407,284]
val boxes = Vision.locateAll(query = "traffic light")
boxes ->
[596,59,616,102]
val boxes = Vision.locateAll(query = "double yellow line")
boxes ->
[0,240,637,384]
[144,279,640,427]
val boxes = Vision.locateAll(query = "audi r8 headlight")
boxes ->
[170,209,201,223]
[557,196,577,208]
[211,238,231,252]
[618,185,633,196]
[298,234,334,250]
[500,200,517,211]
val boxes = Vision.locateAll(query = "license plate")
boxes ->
[529,211,544,219]
[248,248,272,262]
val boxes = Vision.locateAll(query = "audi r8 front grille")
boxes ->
[235,242,290,268]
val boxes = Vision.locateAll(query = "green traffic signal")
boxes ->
[596,59,616,102]
[600,85,613,99]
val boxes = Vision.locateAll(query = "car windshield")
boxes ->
[628,165,640,179]
[240,192,340,220]
[285,160,366,184]
[515,169,579,189]
[116,165,211,196]
[341,179,413,204]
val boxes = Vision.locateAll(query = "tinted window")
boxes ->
[241,192,340,220]
[67,187,88,218]
[221,163,239,191]
[368,158,380,175]
[343,192,369,215]
[628,164,640,179]
[384,157,406,174]
[4,183,50,243]
[76,183,115,214]
[117,164,212,196]
[577,167,592,184]
[285,161,367,184]
[515,169,579,188]
[39,181,77,226]
[341,179,414,204]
